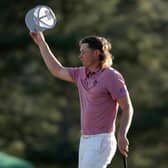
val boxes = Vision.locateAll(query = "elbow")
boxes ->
[124,103,134,116]
[48,65,63,78]
[129,103,134,112]
[129,104,134,118]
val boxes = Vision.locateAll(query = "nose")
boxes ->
[79,53,83,60]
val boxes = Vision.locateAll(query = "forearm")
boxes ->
[38,40,63,76]
[118,106,133,137]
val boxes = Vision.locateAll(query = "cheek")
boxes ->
[86,55,91,61]
[86,54,94,62]
[82,54,90,61]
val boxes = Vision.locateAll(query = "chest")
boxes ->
[78,75,109,99]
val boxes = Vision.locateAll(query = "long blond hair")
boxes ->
[79,36,113,68]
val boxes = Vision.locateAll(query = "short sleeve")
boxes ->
[66,67,81,83]
[106,69,128,100]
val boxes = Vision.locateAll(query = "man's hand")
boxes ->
[117,95,133,157]
[29,31,45,46]
[117,133,129,157]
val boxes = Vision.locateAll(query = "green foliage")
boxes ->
[0,0,167,167]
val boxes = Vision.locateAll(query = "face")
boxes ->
[79,43,100,68]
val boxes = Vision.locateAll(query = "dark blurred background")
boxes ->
[0,0,167,167]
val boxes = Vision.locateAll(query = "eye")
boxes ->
[80,51,84,55]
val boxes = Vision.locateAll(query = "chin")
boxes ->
[82,62,87,67]
[81,61,89,68]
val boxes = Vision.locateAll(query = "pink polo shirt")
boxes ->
[67,67,128,135]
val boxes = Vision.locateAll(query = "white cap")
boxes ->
[25,5,56,32]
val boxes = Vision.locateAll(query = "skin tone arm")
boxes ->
[117,94,134,157]
[29,31,73,82]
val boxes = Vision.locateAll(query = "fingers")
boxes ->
[118,144,129,157]
[29,31,39,37]
[117,136,129,157]
[29,32,37,44]
[29,31,45,45]
[29,31,37,39]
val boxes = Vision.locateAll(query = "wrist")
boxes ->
[38,40,47,48]
[118,130,127,138]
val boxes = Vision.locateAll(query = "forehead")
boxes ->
[80,43,90,51]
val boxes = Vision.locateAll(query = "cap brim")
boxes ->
[25,9,36,32]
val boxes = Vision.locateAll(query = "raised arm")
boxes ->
[117,94,134,157]
[30,31,73,82]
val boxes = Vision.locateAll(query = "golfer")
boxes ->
[30,31,134,168]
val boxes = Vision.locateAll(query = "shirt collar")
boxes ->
[85,67,104,77]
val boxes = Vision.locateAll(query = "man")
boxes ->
[30,31,134,168]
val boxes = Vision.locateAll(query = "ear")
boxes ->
[94,49,101,57]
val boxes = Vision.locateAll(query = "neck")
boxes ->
[87,63,101,72]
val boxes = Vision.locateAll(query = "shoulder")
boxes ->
[104,67,124,79]
[67,66,85,82]
[67,66,85,72]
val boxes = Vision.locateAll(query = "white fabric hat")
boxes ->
[25,5,56,32]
